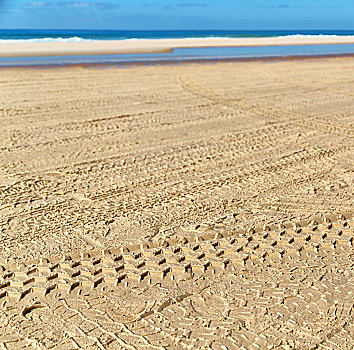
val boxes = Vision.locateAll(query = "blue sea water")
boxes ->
[1,29,354,66]
[1,29,354,42]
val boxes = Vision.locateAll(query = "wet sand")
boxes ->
[1,36,354,57]
[0,57,353,349]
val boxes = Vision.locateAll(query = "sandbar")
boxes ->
[1,36,354,57]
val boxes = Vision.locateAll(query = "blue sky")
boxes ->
[0,1,353,30]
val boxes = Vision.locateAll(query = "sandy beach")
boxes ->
[0,56,353,349]
[1,36,354,57]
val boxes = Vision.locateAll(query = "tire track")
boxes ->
[0,214,353,349]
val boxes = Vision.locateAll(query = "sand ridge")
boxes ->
[1,36,354,57]
[0,57,353,348]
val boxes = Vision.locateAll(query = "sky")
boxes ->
[0,0,353,30]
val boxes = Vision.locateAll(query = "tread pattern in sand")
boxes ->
[0,214,353,349]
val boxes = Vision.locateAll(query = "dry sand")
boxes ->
[0,57,353,349]
[1,36,354,57]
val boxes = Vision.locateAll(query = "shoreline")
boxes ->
[1,36,354,57]
[1,52,353,70]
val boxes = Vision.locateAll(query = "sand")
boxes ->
[0,57,353,349]
[1,36,354,57]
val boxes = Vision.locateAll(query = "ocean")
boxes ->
[1,29,354,67]
[1,29,354,42]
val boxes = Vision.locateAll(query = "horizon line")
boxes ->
[1,28,354,31]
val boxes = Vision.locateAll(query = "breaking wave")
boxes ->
[0,37,90,43]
